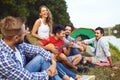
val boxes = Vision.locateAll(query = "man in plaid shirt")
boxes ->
[0,16,61,80]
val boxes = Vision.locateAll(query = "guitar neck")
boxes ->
[56,44,68,50]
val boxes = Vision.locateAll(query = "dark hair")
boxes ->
[53,25,65,35]
[65,24,73,31]
[95,27,104,35]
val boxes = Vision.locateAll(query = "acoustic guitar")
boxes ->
[45,43,68,58]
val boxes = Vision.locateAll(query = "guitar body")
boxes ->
[45,43,59,58]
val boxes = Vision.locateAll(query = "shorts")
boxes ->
[67,56,73,62]
[91,56,100,63]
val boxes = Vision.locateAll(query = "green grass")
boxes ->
[27,34,37,45]
[79,44,120,80]
[109,43,120,56]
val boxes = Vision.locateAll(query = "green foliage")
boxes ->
[112,24,120,38]
[0,0,72,30]
[0,0,36,21]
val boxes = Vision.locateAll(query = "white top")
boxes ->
[15,47,23,67]
[38,18,50,39]
[84,37,111,62]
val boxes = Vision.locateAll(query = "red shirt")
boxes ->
[42,36,65,54]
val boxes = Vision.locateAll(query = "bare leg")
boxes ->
[84,57,92,63]
[57,53,77,70]
[72,54,82,65]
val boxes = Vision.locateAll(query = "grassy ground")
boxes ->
[0,34,120,80]
[78,44,120,80]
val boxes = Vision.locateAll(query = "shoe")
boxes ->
[70,77,75,80]
[77,66,89,72]
[78,75,95,80]
[84,62,96,67]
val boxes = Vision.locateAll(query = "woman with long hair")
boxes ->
[31,5,53,45]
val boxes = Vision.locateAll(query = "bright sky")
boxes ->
[65,0,120,29]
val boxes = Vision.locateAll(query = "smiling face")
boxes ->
[40,6,49,18]
[95,30,103,40]
[65,26,72,36]
[56,30,65,40]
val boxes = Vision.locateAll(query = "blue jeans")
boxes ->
[57,62,76,79]
[25,55,62,80]
[70,48,80,56]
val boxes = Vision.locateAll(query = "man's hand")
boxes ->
[110,64,119,70]
[75,44,84,52]
[51,48,58,54]
[81,41,86,44]
[68,41,74,47]
[47,59,57,77]
[45,44,58,54]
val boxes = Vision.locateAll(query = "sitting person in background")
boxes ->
[63,24,84,56]
[63,24,96,67]
[24,27,31,44]
[82,27,118,69]
[64,24,95,56]
[0,16,62,80]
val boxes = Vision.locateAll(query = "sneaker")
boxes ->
[69,77,75,80]
[84,62,96,67]
[77,66,89,72]
[78,75,95,80]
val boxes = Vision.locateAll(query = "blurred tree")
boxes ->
[0,0,73,30]
[0,0,36,21]
[112,24,120,38]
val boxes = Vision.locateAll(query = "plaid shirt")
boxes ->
[0,39,52,80]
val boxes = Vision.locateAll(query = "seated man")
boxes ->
[0,16,61,80]
[63,24,84,56]
[64,24,94,56]
[82,27,118,69]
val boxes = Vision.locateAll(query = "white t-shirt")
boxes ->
[15,47,23,67]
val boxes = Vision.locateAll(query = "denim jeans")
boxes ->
[57,62,76,79]
[70,48,80,56]
[25,55,62,80]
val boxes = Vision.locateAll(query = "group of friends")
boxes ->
[0,5,118,80]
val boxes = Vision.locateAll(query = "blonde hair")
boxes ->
[0,16,24,40]
[39,5,53,33]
